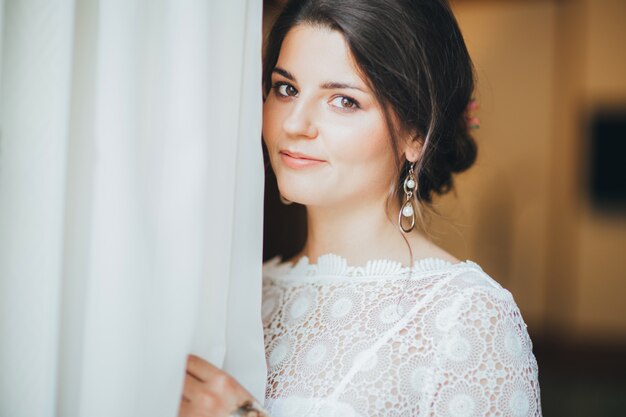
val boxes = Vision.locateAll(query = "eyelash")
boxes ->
[270,81,361,112]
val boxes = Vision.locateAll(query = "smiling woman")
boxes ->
[263,26,400,210]
[179,0,542,416]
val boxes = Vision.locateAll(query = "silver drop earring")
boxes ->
[398,162,417,233]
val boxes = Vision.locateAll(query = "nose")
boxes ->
[282,99,318,139]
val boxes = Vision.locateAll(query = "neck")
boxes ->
[299,198,421,267]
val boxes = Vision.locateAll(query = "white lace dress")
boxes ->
[261,254,542,417]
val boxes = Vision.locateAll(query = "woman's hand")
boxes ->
[178,354,265,417]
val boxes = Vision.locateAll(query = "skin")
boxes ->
[263,24,458,266]
[178,23,458,417]
[178,355,257,417]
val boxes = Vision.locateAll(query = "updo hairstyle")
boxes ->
[263,0,478,224]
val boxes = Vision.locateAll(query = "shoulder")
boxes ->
[433,263,536,357]
[447,262,514,302]
[263,255,283,270]
[262,255,287,280]
[447,265,525,323]
[419,265,542,416]
[426,263,533,347]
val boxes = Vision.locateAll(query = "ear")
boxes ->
[403,134,423,163]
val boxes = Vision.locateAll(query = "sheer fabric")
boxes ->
[0,2,265,417]
[262,254,542,417]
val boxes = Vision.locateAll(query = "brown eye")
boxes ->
[341,97,355,108]
[330,96,360,111]
[286,85,298,96]
[273,82,298,97]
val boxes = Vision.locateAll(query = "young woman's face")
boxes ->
[263,24,398,208]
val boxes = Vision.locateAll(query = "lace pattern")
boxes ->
[262,254,542,416]
[262,253,474,280]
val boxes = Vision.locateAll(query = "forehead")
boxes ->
[276,24,368,87]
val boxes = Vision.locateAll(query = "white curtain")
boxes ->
[0,1,266,417]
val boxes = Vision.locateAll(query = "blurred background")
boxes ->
[262,0,626,416]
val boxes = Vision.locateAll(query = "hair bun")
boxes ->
[415,115,478,203]
[449,122,478,174]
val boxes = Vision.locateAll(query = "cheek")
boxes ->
[325,111,394,171]
[262,101,279,148]
[321,111,397,198]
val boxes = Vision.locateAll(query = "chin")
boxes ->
[271,162,319,200]
[277,187,314,206]
[276,177,323,206]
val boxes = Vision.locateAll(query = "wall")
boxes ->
[435,1,557,329]
[442,0,626,342]
[575,0,626,341]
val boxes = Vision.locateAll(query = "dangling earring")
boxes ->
[398,162,417,233]
[280,194,293,205]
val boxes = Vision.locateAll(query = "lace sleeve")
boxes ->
[429,284,542,417]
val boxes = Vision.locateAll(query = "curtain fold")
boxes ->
[0,1,266,417]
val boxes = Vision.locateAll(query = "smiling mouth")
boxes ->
[279,151,326,169]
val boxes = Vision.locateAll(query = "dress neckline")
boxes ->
[262,252,482,280]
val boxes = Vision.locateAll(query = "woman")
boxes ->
[179,0,542,416]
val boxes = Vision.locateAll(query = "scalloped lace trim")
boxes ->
[263,252,481,279]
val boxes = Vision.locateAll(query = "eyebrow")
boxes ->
[272,67,367,93]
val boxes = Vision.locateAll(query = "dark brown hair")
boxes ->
[263,0,477,226]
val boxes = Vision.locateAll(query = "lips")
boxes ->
[279,150,324,161]
[279,150,326,169]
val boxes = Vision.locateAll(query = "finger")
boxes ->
[183,371,240,406]
[186,354,220,382]
[178,398,212,417]
[186,371,249,414]
[181,388,191,404]
[182,372,206,402]
[185,363,225,399]
[177,399,195,417]
[181,374,231,416]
